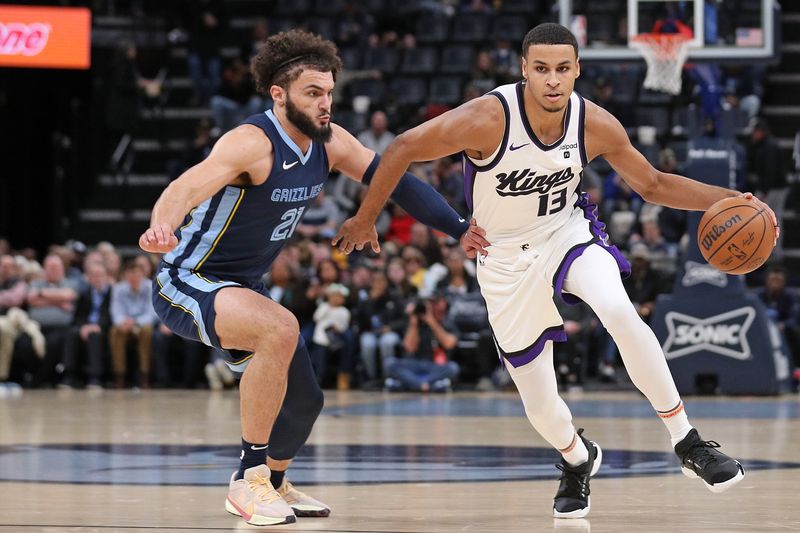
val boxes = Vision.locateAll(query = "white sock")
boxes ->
[660,401,694,447]
[560,432,590,467]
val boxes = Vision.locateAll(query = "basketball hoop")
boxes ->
[631,33,691,95]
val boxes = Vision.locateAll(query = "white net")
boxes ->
[630,34,691,95]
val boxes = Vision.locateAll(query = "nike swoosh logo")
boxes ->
[250,444,268,451]
[282,160,299,170]
[458,218,466,223]
[509,143,529,151]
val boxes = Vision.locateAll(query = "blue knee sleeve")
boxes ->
[268,335,324,460]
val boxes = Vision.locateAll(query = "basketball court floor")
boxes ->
[0,389,798,532]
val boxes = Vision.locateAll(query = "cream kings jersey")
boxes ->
[463,82,588,247]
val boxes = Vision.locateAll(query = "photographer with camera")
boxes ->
[384,292,460,392]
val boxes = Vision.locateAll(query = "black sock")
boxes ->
[236,438,268,480]
[270,469,286,488]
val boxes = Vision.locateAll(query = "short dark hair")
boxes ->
[522,23,579,59]
[251,29,342,96]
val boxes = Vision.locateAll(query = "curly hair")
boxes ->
[251,29,342,96]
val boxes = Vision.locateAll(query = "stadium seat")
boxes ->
[314,0,347,16]
[491,16,528,42]
[429,76,464,105]
[635,106,670,136]
[452,13,491,42]
[499,0,539,14]
[363,47,400,73]
[306,18,336,40]
[440,45,475,74]
[415,14,450,44]
[390,77,428,106]
[401,47,438,74]
[275,0,313,16]
[348,79,387,105]
[339,47,364,70]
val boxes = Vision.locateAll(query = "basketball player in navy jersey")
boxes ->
[139,30,487,526]
[335,23,779,518]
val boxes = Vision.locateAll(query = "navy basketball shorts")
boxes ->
[152,263,264,374]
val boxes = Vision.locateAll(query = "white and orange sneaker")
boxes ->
[276,477,331,517]
[225,465,296,526]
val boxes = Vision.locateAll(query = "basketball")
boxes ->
[697,197,775,275]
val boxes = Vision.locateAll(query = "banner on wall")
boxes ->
[0,5,91,69]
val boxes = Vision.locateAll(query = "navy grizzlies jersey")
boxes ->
[164,109,329,285]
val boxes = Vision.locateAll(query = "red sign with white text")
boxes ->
[0,5,90,69]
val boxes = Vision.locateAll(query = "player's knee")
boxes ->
[598,300,639,333]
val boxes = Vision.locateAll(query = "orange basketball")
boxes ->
[697,197,775,275]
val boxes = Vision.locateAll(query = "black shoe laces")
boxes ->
[682,439,722,472]
[555,463,590,498]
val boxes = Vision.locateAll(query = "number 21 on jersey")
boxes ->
[271,206,305,241]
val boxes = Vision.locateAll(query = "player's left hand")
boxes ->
[460,218,490,259]
[332,216,380,254]
[739,192,780,244]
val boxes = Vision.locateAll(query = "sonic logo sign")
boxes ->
[662,307,756,360]
[0,6,90,69]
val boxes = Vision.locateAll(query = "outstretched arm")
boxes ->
[331,96,505,254]
[588,102,778,238]
[139,125,272,253]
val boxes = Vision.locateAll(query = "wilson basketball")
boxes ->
[697,197,775,275]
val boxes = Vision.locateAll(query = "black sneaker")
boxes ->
[674,428,745,493]
[553,429,602,518]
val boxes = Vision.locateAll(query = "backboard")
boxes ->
[559,0,778,61]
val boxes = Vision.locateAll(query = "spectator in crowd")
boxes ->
[109,260,157,388]
[356,270,403,385]
[469,50,497,94]
[746,119,787,197]
[26,254,79,386]
[310,283,355,389]
[240,18,268,64]
[167,119,215,180]
[553,298,595,390]
[387,257,418,301]
[0,254,28,314]
[296,191,343,241]
[629,217,679,280]
[401,246,428,292]
[757,266,799,371]
[60,262,112,389]
[490,39,520,84]
[409,222,443,267]
[436,246,478,296]
[386,204,416,245]
[357,110,396,155]
[210,59,263,133]
[186,0,225,104]
[385,293,460,392]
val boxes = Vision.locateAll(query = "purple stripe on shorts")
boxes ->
[553,192,632,306]
[500,326,567,368]
[462,156,477,212]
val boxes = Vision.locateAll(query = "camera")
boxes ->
[413,298,428,316]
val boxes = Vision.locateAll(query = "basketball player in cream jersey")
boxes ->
[335,23,779,519]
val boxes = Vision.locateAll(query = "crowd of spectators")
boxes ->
[3,2,796,396]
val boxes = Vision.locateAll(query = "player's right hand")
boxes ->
[139,223,178,253]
